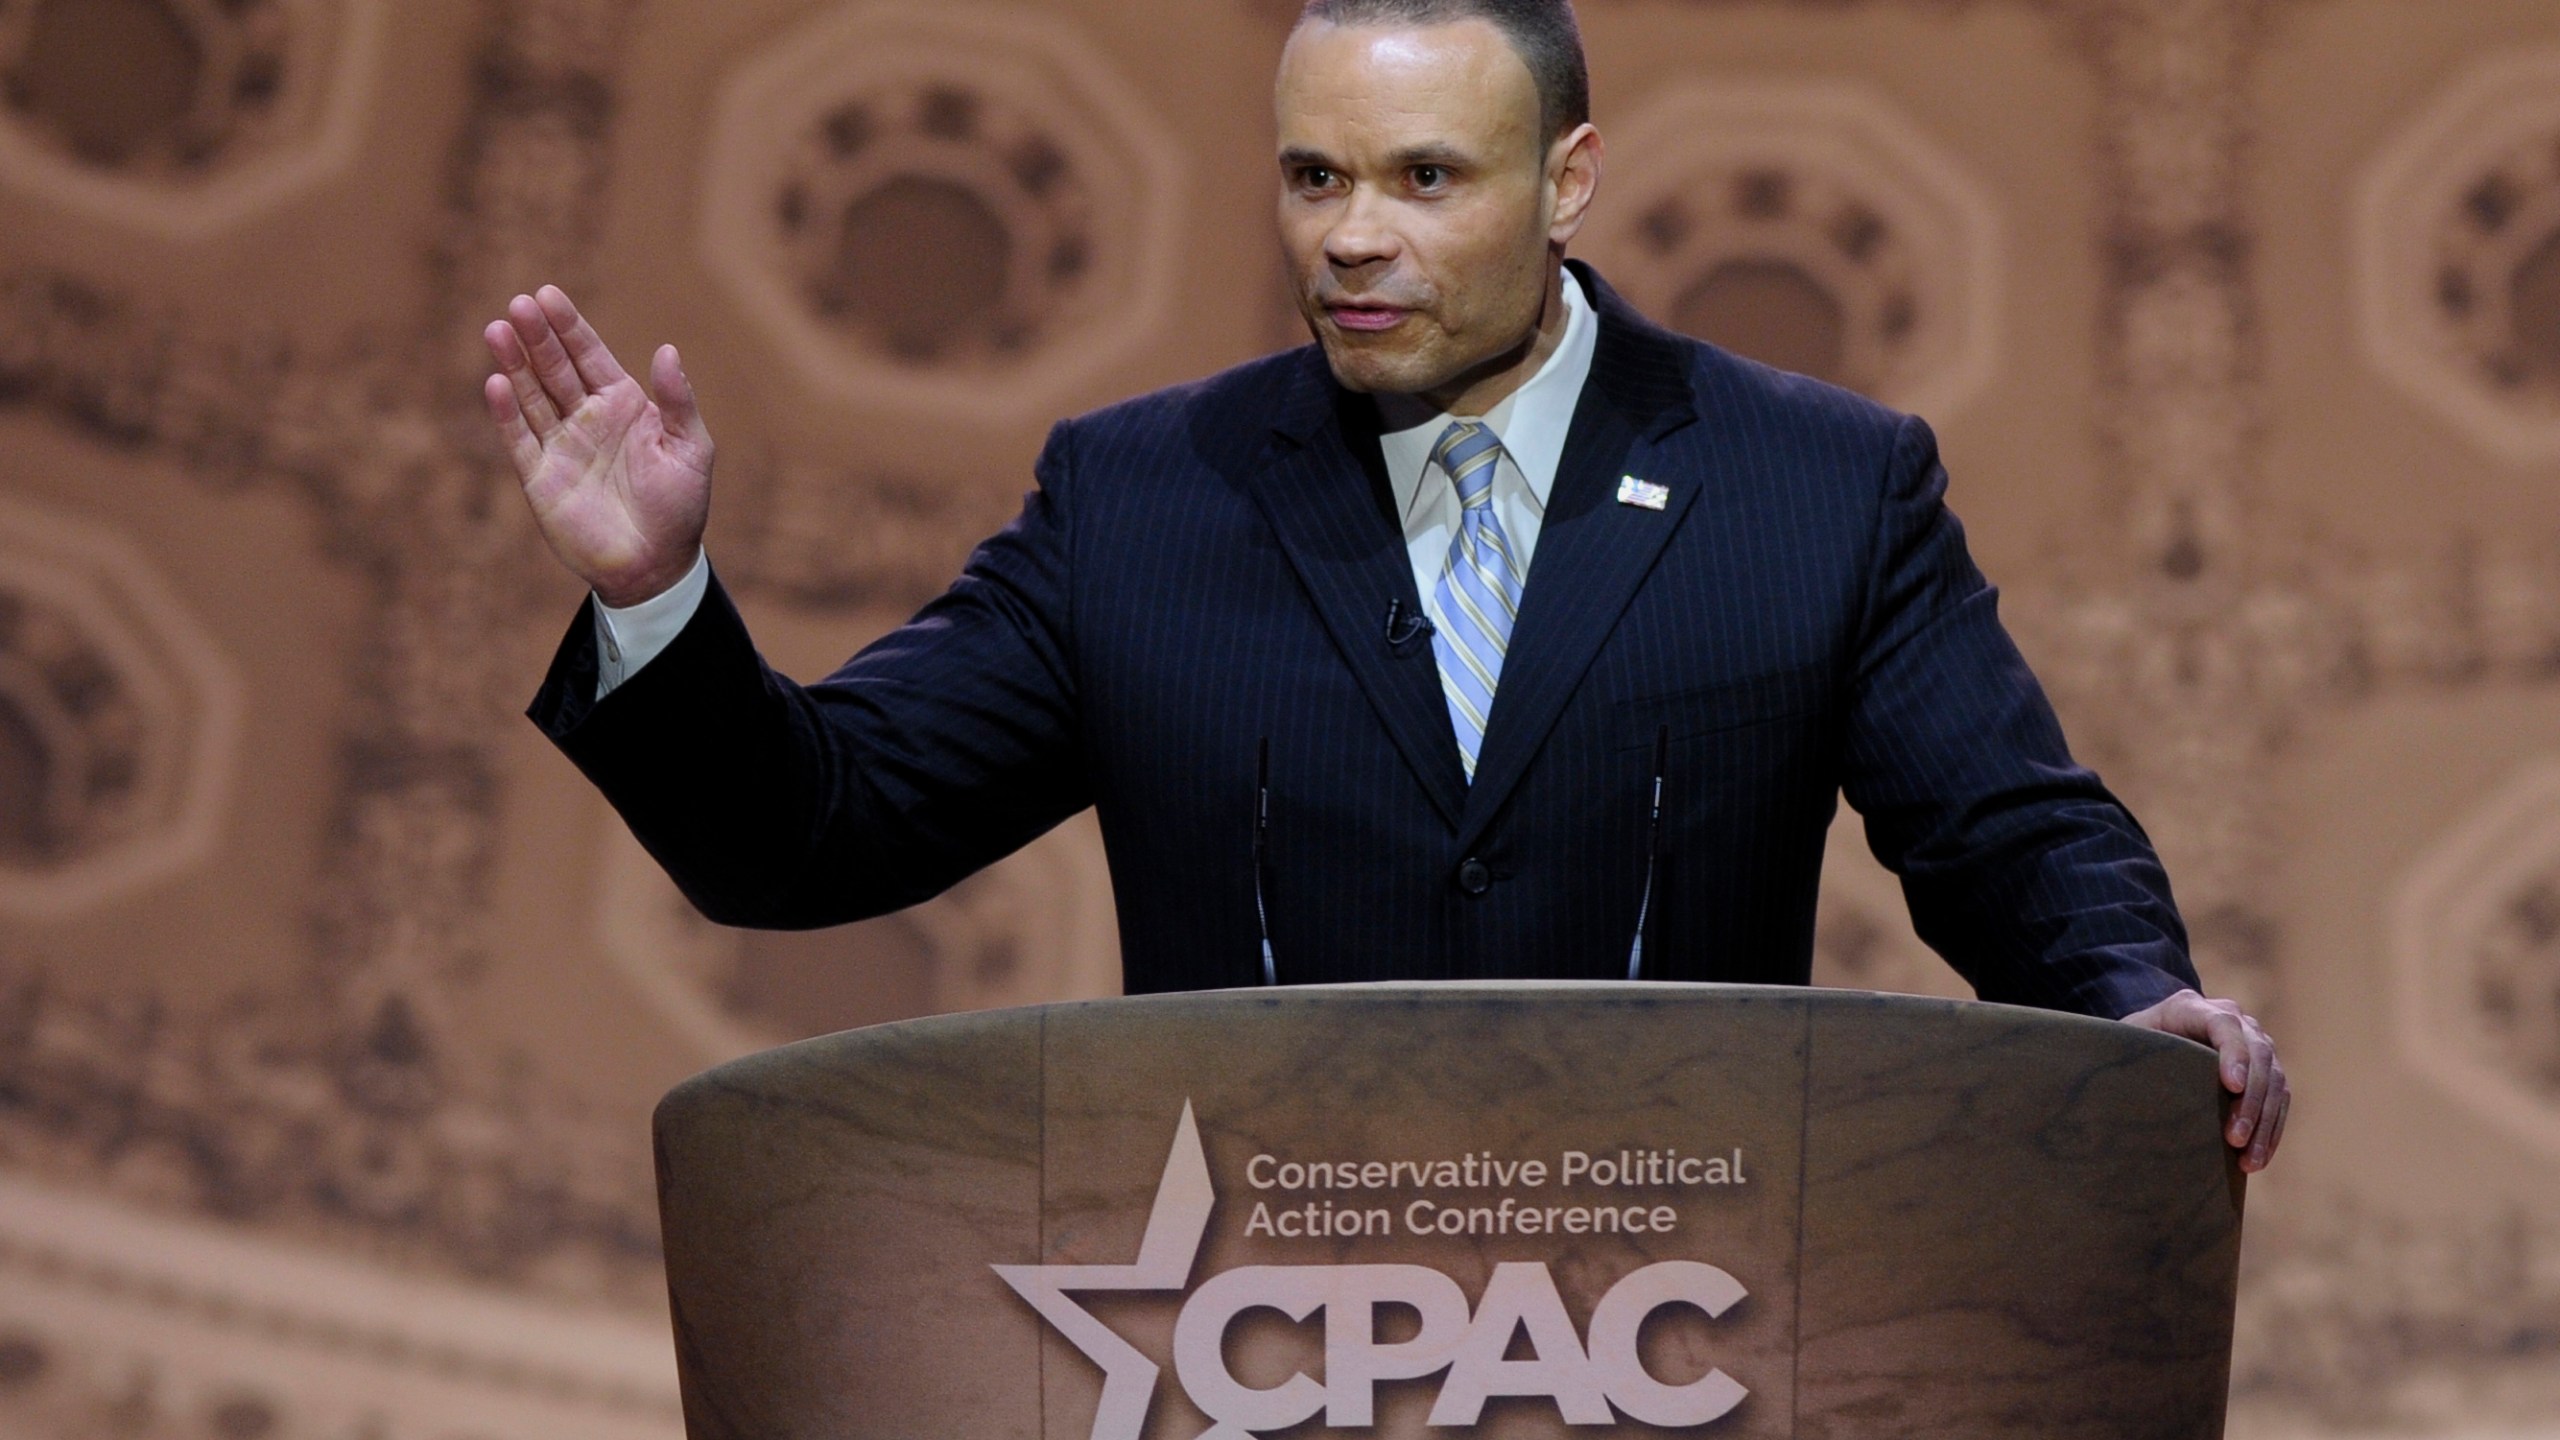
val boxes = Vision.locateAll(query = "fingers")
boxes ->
[483,318,562,437]
[650,343,712,454]
[481,371,544,480]
[535,284,632,393]
[2244,1075,2289,1172]
[2199,1001,2251,1094]
[505,290,597,421]
[2156,992,2248,1093]
[2119,989,2289,1171]
[2188,995,2282,1171]
[2229,1019,2273,1143]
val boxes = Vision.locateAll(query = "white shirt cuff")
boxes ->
[593,549,710,700]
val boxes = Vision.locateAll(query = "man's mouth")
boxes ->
[1325,303,1409,333]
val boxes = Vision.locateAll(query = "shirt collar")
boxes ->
[1377,267,1598,514]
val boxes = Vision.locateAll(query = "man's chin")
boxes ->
[1316,337,1444,398]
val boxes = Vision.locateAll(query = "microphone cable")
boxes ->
[1254,736,1276,986]
[1627,723,1670,981]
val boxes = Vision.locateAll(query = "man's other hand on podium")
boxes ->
[2121,990,2287,1173]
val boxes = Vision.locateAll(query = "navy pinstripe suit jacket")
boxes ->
[530,264,2197,1018]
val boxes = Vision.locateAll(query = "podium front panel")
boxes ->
[652,983,2241,1439]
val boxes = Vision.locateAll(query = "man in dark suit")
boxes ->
[483,0,2289,1168]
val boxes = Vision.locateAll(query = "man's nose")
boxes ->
[1323,185,1400,271]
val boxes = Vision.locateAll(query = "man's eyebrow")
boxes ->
[1385,143,1474,169]
[1278,146,1335,169]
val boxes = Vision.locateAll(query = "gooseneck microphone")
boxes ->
[1626,723,1670,981]
[1253,737,1276,986]
[1383,598,1436,649]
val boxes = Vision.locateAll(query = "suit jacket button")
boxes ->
[1456,858,1492,895]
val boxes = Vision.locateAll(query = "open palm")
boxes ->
[483,286,714,608]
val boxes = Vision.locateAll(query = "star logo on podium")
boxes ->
[993,1103,1216,1440]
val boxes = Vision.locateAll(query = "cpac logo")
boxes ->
[994,1105,1749,1440]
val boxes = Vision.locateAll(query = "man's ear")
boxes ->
[1547,122,1604,247]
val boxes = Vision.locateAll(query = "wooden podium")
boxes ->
[652,983,2244,1438]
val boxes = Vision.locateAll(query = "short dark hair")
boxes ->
[1297,0,1590,143]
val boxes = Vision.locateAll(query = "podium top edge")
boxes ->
[698,981,2201,1072]
[1005,979,2130,1023]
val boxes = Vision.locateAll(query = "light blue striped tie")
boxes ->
[1428,420,1524,781]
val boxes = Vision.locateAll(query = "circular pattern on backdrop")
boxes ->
[0,0,292,174]
[0,495,241,918]
[2392,758,2560,1157]
[0,0,381,236]
[775,81,1098,368]
[1576,80,2002,417]
[698,3,1184,421]
[2357,51,2560,462]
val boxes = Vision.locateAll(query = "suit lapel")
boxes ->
[1457,267,1703,850]
[1248,355,1471,829]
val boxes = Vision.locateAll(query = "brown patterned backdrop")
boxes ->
[0,0,2553,1434]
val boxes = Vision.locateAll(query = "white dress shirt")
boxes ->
[592,268,1600,700]
[589,546,709,697]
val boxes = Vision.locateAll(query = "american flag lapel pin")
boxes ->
[1615,476,1670,511]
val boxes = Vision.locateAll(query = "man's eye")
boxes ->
[1297,166,1337,190]
[1412,165,1448,190]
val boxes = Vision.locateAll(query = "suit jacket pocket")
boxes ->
[1614,664,1829,749]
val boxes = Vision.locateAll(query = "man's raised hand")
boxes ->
[484,286,713,608]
